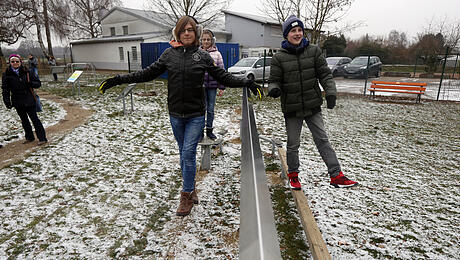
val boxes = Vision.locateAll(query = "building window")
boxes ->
[110,27,116,36]
[123,26,128,35]
[131,46,138,61]
[119,47,124,61]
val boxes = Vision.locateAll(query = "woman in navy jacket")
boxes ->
[2,54,47,145]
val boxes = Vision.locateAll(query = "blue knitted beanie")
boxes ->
[282,15,304,39]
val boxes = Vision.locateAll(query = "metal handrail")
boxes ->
[239,88,282,260]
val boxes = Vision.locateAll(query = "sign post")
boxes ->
[116,83,137,115]
[67,70,83,98]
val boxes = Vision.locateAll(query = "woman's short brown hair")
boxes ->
[173,15,201,46]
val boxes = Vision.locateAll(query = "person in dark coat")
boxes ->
[28,53,39,78]
[47,55,58,81]
[2,54,48,145]
[267,15,357,189]
[98,16,262,217]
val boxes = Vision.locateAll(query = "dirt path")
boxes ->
[0,91,93,169]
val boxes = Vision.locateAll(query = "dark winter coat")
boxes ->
[268,43,336,118]
[2,66,41,108]
[118,43,248,118]
[28,57,38,69]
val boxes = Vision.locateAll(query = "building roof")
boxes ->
[100,7,170,27]
[71,7,231,45]
[70,32,163,45]
[222,10,281,26]
[102,7,229,34]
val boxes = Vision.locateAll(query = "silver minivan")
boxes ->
[228,57,272,81]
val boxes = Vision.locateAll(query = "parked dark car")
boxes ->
[343,56,382,78]
[326,57,352,77]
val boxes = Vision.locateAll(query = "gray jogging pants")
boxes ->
[285,111,341,177]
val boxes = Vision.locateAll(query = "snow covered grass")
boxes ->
[0,76,459,259]
[0,94,66,145]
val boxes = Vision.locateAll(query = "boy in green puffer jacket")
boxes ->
[267,15,358,189]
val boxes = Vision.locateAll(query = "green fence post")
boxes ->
[363,55,371,95]
[437,47,449,101]
[452,53,459,79]
[262,50,267,87]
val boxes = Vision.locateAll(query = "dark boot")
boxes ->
[191,189,199,204]
[206,127,217,140]
[176,191,194,216]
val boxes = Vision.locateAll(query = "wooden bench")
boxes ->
[368,81,427,103]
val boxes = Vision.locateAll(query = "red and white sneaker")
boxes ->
[287,172,301,190]
[330,172,358,188]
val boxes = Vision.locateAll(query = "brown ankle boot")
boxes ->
[176,191,194,216]
[191,189,199,204]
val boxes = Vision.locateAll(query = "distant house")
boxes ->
[70,7,316,70]
[70,7,230,70]
[222,10,283,57]
[222,10,316,58]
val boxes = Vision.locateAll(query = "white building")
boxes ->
[71,7,313,70]
[70,7,230,70]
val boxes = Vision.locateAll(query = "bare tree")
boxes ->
[423,16,460,51]
[147,0,232,29]
[51,0,120,39]
[261,0,301,24]
[386,30,408,48]
[0,0,34,45]
[261,0,357,44]
[304,0,356,44]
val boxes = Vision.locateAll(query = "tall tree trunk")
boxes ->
[31,0,49,58]
[43,0,54,57]
[0,43,4,71]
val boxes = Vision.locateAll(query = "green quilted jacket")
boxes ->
[268,44,336,117]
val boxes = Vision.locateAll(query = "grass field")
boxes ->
[0,75,459,259]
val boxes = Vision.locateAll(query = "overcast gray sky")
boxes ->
[123,0,460,41]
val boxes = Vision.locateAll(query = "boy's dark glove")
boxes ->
[326,95,336,109]
[268,88,281,98]
[246,80,263,99]
[5,103,13,109]
[99,75,121,94]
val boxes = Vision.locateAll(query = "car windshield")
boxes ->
[350,57,369,65]
[326,57,341,65]
[233,58,258,67]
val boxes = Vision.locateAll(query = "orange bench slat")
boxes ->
[371,81,427,87]
[368,89,424,94]
[370,85,426,91]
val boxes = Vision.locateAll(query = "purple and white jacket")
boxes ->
[202,46,225,90]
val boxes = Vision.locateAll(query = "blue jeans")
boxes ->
[205,88,217,129]
[31,67,39,79]
[170,115,205,192]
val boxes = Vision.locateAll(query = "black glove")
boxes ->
[326,95,336,109]
[268,88,281,98]
[6,104,13,109]
[246,80,263,99]
[99,75,121,94]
